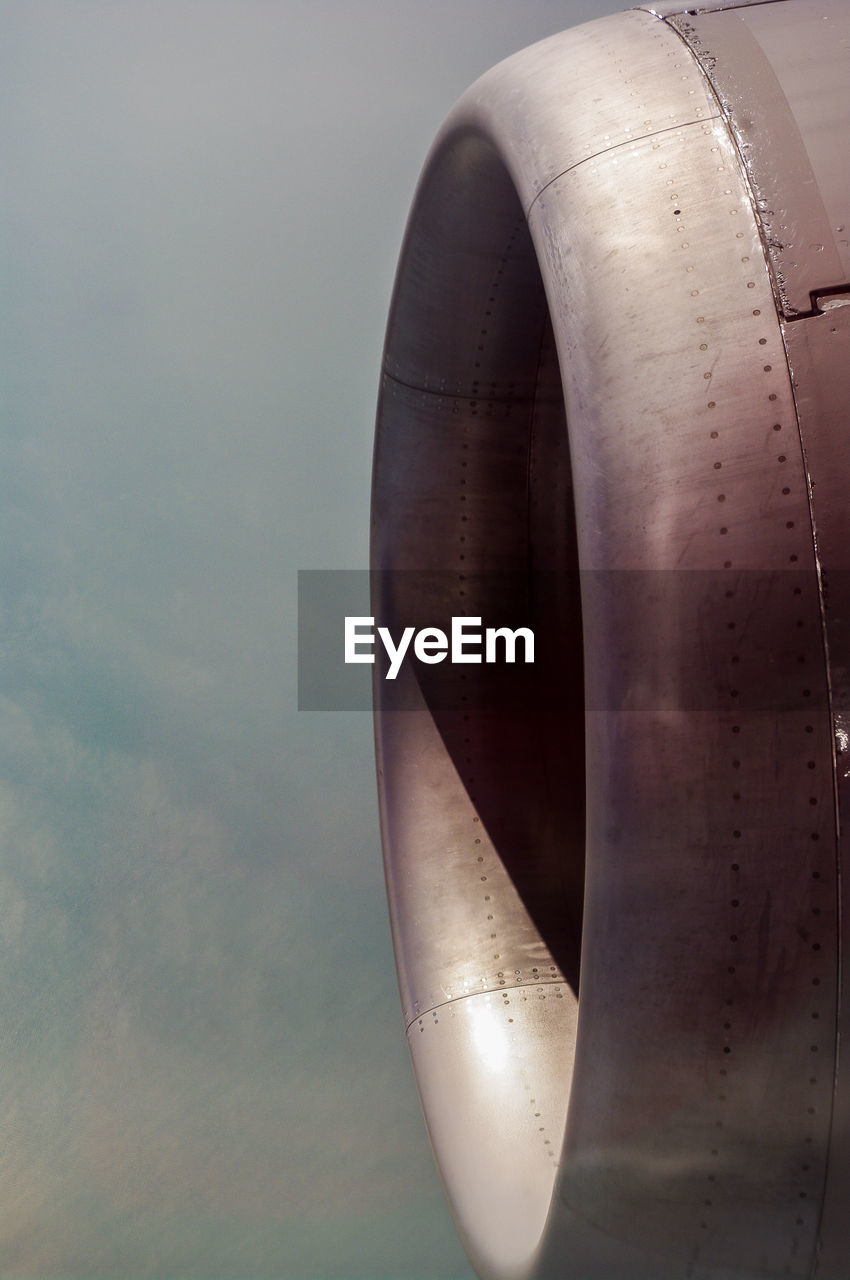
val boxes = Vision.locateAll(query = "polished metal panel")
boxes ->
[410,974,578,1280]
[373,4,850,1278]
[527,86,833,1280]
[670,0,850,316]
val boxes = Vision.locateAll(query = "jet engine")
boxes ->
[372,2,850,1276]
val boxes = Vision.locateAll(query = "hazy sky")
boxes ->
[1,2,618,1276]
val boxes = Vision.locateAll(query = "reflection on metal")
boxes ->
[815,292,850,312]
[372,2,850,1278]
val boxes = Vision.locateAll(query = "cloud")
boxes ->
[0,0,622,1273]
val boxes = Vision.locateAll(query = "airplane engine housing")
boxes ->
[372,2,850,1276]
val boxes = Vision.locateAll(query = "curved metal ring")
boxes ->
[372,4,850,1278]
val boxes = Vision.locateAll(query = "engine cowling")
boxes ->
[372,4,850,1277]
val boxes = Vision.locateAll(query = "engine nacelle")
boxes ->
[372,3,850,1276]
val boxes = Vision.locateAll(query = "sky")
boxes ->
[0,2,619,1276]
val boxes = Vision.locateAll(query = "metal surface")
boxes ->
[641,1,789,16]
[781,303,850,1280]
[373,4,850,1278]
[669,1,850,316]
